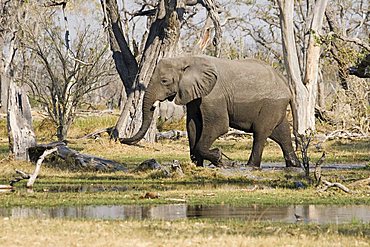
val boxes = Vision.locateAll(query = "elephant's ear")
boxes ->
[175,57,218,105]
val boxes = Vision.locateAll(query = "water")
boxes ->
[1,204,369,224]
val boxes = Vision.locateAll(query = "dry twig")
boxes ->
[9,170,30,186]
[314,152,326,185]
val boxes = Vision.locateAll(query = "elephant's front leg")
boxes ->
[193,102,229,167]
[186,101,204,167]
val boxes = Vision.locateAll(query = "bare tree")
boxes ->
[20,7,116,140]
[1,0,37,160]
[276,0,329,135]
[0,0,21,114]
[101,0,222,142]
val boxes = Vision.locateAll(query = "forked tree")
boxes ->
[277,0,329,135]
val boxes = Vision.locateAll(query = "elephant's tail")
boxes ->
[289,99,299,137]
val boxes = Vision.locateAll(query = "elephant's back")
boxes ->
[211,58,291,101]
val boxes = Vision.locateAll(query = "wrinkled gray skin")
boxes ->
[120,55,300,168]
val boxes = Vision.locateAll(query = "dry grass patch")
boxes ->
[0,218,368,247]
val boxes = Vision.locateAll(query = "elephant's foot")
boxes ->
[196,160,205,167]
[191,154,205,167]
[193,147,223,168]
[246,160,261,169]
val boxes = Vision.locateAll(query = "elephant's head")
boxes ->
[119,56,218,145]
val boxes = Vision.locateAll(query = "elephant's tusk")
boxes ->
[152,100,160,108]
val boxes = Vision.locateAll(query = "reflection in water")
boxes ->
[0,204,369,224]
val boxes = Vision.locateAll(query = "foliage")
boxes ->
[329,77,369,135]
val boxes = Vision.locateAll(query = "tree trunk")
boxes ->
[7,82,36,160]
[317,70,325,109]
[121,1,182,142]
[103,0,183,142]
[277,0,328,135]
[0,61,9,114]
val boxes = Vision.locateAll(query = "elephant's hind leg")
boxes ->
[247,101,286,167]
[269,117,300,167]
[247,132,269,167]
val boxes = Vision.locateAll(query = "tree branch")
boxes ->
[201,0,222,57]
[27,147,58,188]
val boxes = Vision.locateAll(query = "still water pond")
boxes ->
[1,204,369,224]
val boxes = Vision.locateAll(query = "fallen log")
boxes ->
[156,130,187,140]
[27,141,127,172]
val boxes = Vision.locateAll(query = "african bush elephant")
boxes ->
[120,55,300,168]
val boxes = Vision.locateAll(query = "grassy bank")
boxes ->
[1,185,370,208]
[0,115,369,245]
[0,114,369,207]
[0,218,369,247]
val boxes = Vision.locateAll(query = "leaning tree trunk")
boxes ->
[7,82,36,160]
[277,0,328,135]
[121,1,183,142]
[103,0,183,142]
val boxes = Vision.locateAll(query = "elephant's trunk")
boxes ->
[119,92,158,145]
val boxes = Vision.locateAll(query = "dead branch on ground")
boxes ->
[318,180,352,193]
[156,130,187,140]
[27,141,127,172]
[324,129,368,141]
[79,127,114,139]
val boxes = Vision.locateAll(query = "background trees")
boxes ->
[19,6,116,140]
[1,0,368,150]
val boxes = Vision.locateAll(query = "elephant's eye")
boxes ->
[161,79,171,85]
[183,65,190,71]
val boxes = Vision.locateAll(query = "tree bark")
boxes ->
[277,0,328,135]
[7,83,37,160]
[0,60,9,114]
[103,0,183,142]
